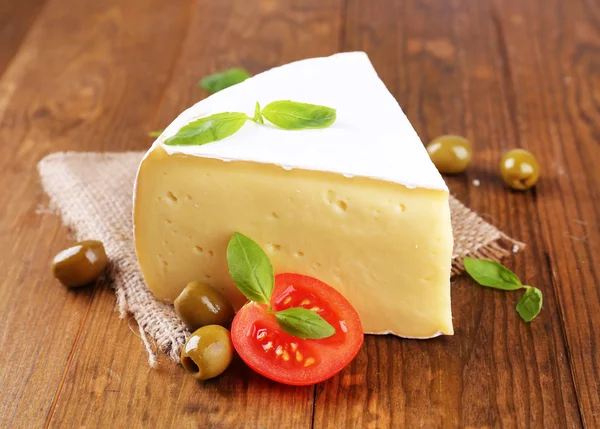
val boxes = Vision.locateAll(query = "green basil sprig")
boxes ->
[275,308,336,340]
[163,100,336,147]
[200,68,251,93]
[226,232,274,305]
[226,232,335,340]
[516,286,543,322]
[464,258,543,322]
[261,100,336,130]
[164,112,248,146]
[253,102,264,124]
[463,259,523,291]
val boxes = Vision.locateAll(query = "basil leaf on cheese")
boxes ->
[200,68,251,93]
[275,307,336,340]
[226,232,274,305]
[261,100,336,130]
[464,258,523,291]
[164,112,249,146]
[516,286,543,322]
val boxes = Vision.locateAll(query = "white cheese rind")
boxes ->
[152,52,447,192]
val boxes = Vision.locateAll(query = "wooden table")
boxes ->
[1,0,598,427]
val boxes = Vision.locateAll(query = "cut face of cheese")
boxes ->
[134,52,454,338]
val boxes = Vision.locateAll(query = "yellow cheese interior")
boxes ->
[134,147,454,337]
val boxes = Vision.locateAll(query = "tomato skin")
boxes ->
[231,274,363,386]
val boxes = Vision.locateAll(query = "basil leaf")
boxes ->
[164,112,249,146]
[261,100,336,130]
[464,258,523,291]
[200,68,251,93]
[226,232,274,304]
[275,307,336,340]
[148,130,163,138]
[253,101,264,124]
[516,287,543,322]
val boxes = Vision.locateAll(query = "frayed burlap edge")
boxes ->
[448,197,525,275]
[37,151,524,367]
[38,152,188,367]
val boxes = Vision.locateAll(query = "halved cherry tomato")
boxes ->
[231,273,363,386]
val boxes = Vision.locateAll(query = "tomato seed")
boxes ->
[304,357,315,367]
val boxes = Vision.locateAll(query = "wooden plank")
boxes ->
[312,1,583,427]
[0,0,196,426]
[0,0,48,77]
[46,0,342,427]
[491,0,600,425]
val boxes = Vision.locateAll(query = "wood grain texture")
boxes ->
[311,1,584,428]
[0,0,199,426]
[0,0,598,427]
[31,0,342,428]
[491,0,600,425]
[0,0,48,77]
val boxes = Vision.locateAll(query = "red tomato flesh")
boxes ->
[231,273,363,386]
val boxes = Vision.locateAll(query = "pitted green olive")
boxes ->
[427,135,473,174]
[180,325,233,380]
[500,149,540,190]
[174,281,234,331]
[52,240,108,287]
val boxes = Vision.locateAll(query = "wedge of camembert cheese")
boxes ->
[134,52,454,338]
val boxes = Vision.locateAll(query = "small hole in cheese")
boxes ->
[397,203,406,212]
[266,243,281,252]
[184,194,192,201]
[193,246,204,253]
[208,250,214,256]
[166,191,178,203]
[336,200,347,211]
[205,274,212,279]
[295,251,305,257]
[271,212,279,219]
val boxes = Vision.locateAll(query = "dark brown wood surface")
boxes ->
[0,0,597,428]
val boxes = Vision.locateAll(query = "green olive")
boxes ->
[51,240,108,287]
[181,325,233,380]
[500,149,540,190]
[174,282,234,331]
[426,135,473,174]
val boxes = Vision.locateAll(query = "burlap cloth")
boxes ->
[37,152,524,367]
